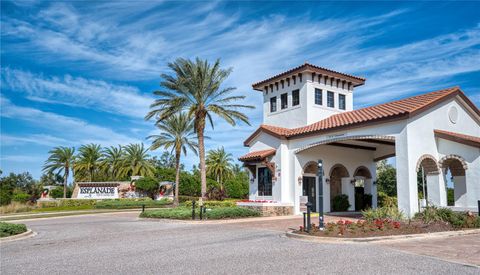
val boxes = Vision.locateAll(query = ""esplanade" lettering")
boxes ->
[80,187,116,194]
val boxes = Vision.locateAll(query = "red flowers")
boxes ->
[238,199,276,203]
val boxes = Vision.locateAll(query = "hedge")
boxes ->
[183,200,237,208]
[0,222,27,238]
[141,207,260,220]
[95,198,172,209]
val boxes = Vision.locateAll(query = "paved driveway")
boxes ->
[1,212,478,274]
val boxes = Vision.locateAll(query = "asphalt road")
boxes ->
[1,212,478,274]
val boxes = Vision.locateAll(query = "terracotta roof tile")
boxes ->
[252,62,366,90]
[238,149,276,162]
[244,86,479,145]
[434,129,480,148]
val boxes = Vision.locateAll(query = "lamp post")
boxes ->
[317,159,325,230]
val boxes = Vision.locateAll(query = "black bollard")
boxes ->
[142,204,145,213]
[203,206,207,220]
[478,200,480,215]
[192,200,196,220]
[200,205,203,220]
[303,212,306,231]
[306,202,312,233]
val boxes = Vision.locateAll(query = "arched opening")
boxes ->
[353,166,373,210]
[329,164,349,211]
[302,161,318,212]
[416,155,440,206]
[439,155,468,207]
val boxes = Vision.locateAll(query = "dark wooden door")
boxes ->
[302,176,316,212]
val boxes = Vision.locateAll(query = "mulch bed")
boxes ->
[295,221,459,238]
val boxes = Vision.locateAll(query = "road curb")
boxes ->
[0,229,36,244]
[285,228,480,244]
[138,214,302,224]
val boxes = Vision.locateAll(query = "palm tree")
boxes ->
[74,144,103,182]
[206,147,233,191]
[101,145,124,180]
[145,58,253,199]
[147,113,197,205]
[121,143,155,177]
[43,147,75,198]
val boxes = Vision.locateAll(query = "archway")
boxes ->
[329,164,349,211]
[416,155,441,206]
[353,166,373,210]
[302,162,318,211]
[439,155,468,207]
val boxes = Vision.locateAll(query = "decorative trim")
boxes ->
[416,154,440,175]
[353,166,372,179]
[295,135,395,154]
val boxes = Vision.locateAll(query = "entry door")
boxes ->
[302,177,316,212]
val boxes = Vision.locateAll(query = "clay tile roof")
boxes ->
[238,149,276,162]
[288,86,463,137]
[244,86,479,145]
[252,62,366,91]
[434,129,480,148]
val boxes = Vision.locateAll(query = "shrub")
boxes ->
[12,192,30,203]
[362,206,405,222]
[414,206,480,228]
[224,173,249,199]
[205,207,260,219]
[140,206,260,220]
[331,194,350,212]
[50,186,73,199]
[178,195,198,203]
[377,191,397,208]
[135,177,159,199]
[183,200,237,209]
[95,198,171,209]
[0,222,27,238]
[206,186,226,201]
[0,202,36,214]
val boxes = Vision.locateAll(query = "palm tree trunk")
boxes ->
[63,168,68,199]
[197,118,207,200]
[174,149,181,206]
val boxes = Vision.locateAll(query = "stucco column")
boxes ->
[341,178,355,211]
[453,176,467,207]
[395,131,419,217]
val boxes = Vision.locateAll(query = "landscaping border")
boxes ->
[286,228,480,244]
[0,229,36,243]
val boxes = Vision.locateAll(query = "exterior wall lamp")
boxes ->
[350,179,356,185]
[297,176,303,185]
[373,180,377,185]
[250,178,255,184]
[325,178,330,184]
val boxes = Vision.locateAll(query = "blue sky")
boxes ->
[1,1,479,179]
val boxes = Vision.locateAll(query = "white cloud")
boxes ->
[1,68,153,118]
[0,96,141,147]
[1,134,70,147]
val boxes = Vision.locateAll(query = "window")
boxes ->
[315,88,322,105]
[270,97,277,112]
[258,167,272,196]
[327,91,334,108]
[281,93,288,109]
[292,90,299,106]
[339,94,346,110]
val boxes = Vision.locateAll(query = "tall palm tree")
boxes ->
[121,143,155,177]
[101,145,124,180]
[206,147,233,191]
[75,144,103,182]
[147,113,197,205]
[145,57,253,199]
[43,147,75,198]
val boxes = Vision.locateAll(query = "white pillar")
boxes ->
[341,178,355,211]
[454,176,467,207]
[395,131,419,217]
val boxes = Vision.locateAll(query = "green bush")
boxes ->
[140,206,260,220]
[183,200,237,209]
[50,186,72,199]
[178,195,198,203]
[12,192,30,203]
[0,222,27,238]
[377,191,397,208]
[447,188,454,206]
[331,194,350,212]
[362,206,405,222]
[205,207,260,219]
[414,206,480,228]
[37,199,97,208]
[224,173,249,199]
[95,198,171,209]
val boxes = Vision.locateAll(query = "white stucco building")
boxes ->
[239,63,480,217]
